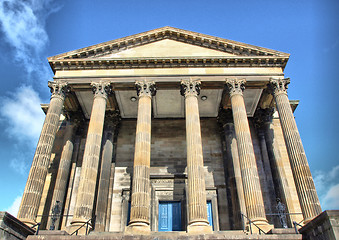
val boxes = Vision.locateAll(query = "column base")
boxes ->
[247,218,273,234]
[187,223,213,234]
[19,218,36,228]
[125,222,150,235]
[70,219,93,235]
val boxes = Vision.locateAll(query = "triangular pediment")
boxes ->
[48,26,289,61]
[97,39,236,58]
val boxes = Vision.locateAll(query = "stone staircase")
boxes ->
[27,229,303,240]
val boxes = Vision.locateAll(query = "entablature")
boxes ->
[49,56,288,72]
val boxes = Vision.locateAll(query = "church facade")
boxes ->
[17,27,322,235]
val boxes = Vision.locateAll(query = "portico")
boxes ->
[18,27,321,236]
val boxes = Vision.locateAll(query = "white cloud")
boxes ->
[322,184,339,210]
[0,85,45,145]
[9,157,28,176]
[6,195,22,217]
[0,0,61,80]
[314,164,339,210]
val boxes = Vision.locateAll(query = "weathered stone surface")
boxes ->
[27,230,303,240]
[226,79,270,231]
[269,78,321,223]
[299,210,339,240]
[71,82,110,231]
[0,212,35,240]
[18,82,67,226]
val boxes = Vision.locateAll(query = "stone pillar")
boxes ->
[95,111,120,232]
[18,82,68,227]
[218,109,247,229]
[225,79,270,231]
[47,112,82,230]
[127,80,156,234]
[180,79,212,234]
[255,108,303,226]
[269,78,322,223]
[71,82,111,232]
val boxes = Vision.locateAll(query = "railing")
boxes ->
[31,222,41,235]
[70,218,93,236]
[293,220,304,234]
[241,213,266,235]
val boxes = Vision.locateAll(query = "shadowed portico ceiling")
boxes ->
[50,26,287,119]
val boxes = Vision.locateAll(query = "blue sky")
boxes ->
[0,0,338,216]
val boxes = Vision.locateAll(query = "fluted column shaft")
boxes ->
[72,82,111,229]
[269,78,321,222]
[181,80,211,233]
[95,111,120,232]
[226,79,268,225]
[48,119,77,229]
[128,81,155,232]
[18,82,68,226]
[223,121,247,228]
[258,108,303,225]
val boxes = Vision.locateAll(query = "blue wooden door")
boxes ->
[158,201,181,231]
[207,201,214,230]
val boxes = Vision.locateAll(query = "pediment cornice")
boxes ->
[48,27,289,65]
[49,55,288,72]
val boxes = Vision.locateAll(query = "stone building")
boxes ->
[17,27,322,236]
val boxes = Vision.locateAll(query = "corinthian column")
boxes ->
[18,82,68,227]
[47,112,82,230]
[95,110,120,232]
[269,78,321,223]
[127,80,156,234]
[180,79,212,234]
[218,109,247,229]
[71,82,111,232]
[225,79,270,231]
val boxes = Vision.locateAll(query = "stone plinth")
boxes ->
[299,210,339,240]
[0,212,35,240]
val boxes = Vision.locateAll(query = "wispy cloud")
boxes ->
[6,195,22,217]
[314,164,339,210]
[0,0,61,82]
[0,85,44,144]
[0,85,44,176]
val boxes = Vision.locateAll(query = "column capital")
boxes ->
[225,78,246,97]
[217,108,233,127]
[268,78,290,96]
[253,108,274,131]
[135,80,156,98]
[65,111,84,126]
[105,110,121,131]
[48,81,69,99]
[91,81,112,99]
[180,79,201,97]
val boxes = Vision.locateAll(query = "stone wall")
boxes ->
[109,118,230,231]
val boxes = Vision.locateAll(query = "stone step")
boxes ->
[27,231,303,240]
